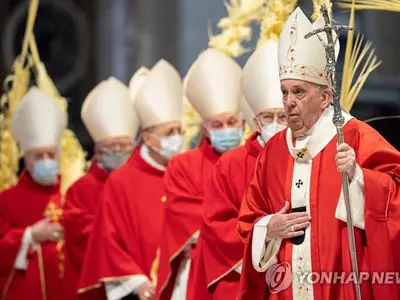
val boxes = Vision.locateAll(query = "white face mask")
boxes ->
[159,135,184,159]
[260,122,286,144]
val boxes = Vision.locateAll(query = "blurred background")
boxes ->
[0,0,399,156]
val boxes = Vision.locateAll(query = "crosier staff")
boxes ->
[304,5,362,300]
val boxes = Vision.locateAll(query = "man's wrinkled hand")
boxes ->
[31,218,64,244]
[137,281,155,300]
[266,202,311,239]
[336,143,356,181]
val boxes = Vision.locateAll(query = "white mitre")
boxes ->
[242,40,283,118]
[240,96,256,132]
[278,7,340,86]
[185,48,242,119]
[81,77,140,143]
[11,86,67,152]
[135,59,183,128]
[128,67,150,102]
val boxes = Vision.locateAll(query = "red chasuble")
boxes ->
[199,132,262,299]
[0,171,63,300]
[238,119,400,300]
[77,148,165,299]
[156,137,220,300]
[63,161,109,300]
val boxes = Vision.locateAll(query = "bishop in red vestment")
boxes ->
[63,77,140,300]
[197,39,288,299]
[155,49,245,300]
[0,87,67,300]
[78,59,184,300]
[238,8,400,300]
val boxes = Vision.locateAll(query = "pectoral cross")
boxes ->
[296,147,308,160]
[43,202,63,223]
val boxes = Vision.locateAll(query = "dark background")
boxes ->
[1,0,399,158]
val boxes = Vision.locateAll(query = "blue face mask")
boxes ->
[99,152,131,172]
[210,128,243,153]
[32,159,59,186]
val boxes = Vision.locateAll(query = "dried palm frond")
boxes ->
[208,0,265,58]
[338,0,400,12]
[339,0,382,112]
[257,0,297,47]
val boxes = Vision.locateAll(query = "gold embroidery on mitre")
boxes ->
[279,12,328,82]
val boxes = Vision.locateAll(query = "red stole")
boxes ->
[77,149,165,299]
[199,132,262,298]
[238,119,400,300]
[0,171,63,300]
[156,137,220,300]
[63,161,109,300]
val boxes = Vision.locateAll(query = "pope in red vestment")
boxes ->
[63,77,140,300]
[238,7,400,300]
[155,49,245,300]
[78,59,184,300]
[0,87,67,300]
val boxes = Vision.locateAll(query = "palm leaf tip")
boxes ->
[341,33,382,112]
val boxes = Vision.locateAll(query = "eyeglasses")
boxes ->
[98,143,133,154]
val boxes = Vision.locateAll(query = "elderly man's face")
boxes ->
[203,112,243,137]
[281,79,332,136]
[25,146,59,175]
[141,121,182,154]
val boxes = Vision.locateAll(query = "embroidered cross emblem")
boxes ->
[295,180,303,188]
[43,202,63,223]
[296,147,308,160]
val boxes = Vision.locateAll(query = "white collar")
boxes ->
[286,106,354,162]
[140,144,166,171]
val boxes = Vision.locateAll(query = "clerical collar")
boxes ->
[140,144,166,171]
[257,134,265,147]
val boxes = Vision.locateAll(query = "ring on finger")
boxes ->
[53,231,59,239]
[289,225,295,232]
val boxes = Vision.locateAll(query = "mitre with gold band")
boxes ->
[278,7,339,86]
[135,59,183,129]
[242,40,284,118]
[81,77,140,143]
[11,86,67,152]
[185,48,242,119]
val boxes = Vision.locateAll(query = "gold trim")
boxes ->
[158,230,199,296]
[77,283,102,294]
[207,260,242,289]
[150,247,160,286]
[37,245,47,300]
[1,269,15,300]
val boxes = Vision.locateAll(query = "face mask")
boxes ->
[210,128,243,153]
[260,122,286,143]
[159,135,184,159]
[32,159,59,186]
[99,152,131,172]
